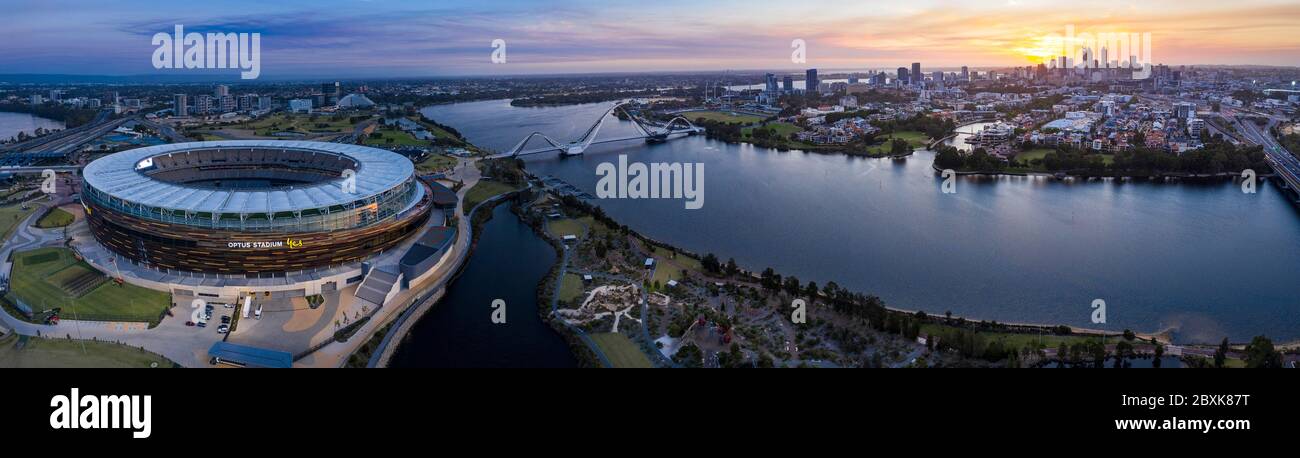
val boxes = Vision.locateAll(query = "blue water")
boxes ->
[422,99,1300,344]
[390,204,576,367]
[0,111,64,143]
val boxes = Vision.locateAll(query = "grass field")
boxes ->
[0,199,41,240]
[743,122,802,140]
[921,323,1109,351]
[546,218,585,238]
[237,113,361,136]
[1013,148,1054,166]
[34,207,74,228]
[363,129,430,147]
[416,153,458,172]
[589,332,653,368]
[648,245,703,287]
[0,333,176,368]
[6,248,171,325]
[559,273,586,305]
[463,180,519,214]
[681,110,764,125]
[863,131,930,156]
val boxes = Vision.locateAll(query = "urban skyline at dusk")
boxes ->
[3,0,1300,79]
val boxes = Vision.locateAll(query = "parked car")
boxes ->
[216,324,229,334]
[254,306,262,319]
[196,320,207,328]
[184,321,195,327]
[220,315,230,324]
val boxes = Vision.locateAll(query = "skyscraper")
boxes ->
[911,62,921,84]
[173,94,188,117]
[782,75,793,93]
[960,66,969,81]
[214,85,229,97]
[805,69,819,94]
[765,73,778,93]
[896,67,909,85]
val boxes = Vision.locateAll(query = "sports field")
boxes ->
[5,248,171,325]
[589,332,653,368]
[680,110,764,125]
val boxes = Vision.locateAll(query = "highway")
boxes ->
[1236,116,1300,198]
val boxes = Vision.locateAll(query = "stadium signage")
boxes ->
[226,239,305,249]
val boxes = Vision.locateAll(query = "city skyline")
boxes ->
[3,0,1300,79]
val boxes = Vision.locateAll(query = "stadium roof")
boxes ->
[83,141,413,215]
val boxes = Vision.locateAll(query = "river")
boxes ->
[421,99,1300,344]
[0,112,64,143]
[388,204,577,367]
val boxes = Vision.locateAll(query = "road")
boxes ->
[1235,116,1300,196]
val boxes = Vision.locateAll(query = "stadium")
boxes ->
[80,140,434,275]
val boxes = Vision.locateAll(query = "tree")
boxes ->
[1153,342,1165,368]
[724,258,739,277]
[701,253,721,274]
[1122,329,1136,341]
[1244,335,1283,368]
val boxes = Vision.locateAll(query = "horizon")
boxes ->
[5,0,1300,79]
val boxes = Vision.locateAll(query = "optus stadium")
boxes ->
[81,141,433,275]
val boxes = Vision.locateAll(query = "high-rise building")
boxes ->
[765,73,778,93]
[174,94,188,117]
[782,75,793,93]
[29,94,43,105]
[321,81,341,105]
[960,66,969,81]
[896,67,909,85]
[257,96,272,110]
[911,62,921,84]
[1175,102,1195,120]
[220,95,235,113]
[49,90,62,101]
[214,85,229,97]
[238,94,256,112]
[1188,117,1205,137]
[805,69,818,94]
[195,95,214,114]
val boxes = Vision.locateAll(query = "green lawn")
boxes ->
[589,332,653,368]
[5,248,172,325]
[363,129,430,147]
[1014,148,1054,166]
[558,273,586,305]
[743,122,802,140]
[416,153,458,172]
[34,207,74,228]
[546,218,585,238]
[863,131,930,156]
[0,199,41,240]
[463,180,519,214]
[681,110,764,125]
[0,333,176,368]
[238,113,362,136]
[921,323,1109,351]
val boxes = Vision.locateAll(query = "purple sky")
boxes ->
[3,0,1298,78]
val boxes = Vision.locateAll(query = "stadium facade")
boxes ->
[80,141,433,275]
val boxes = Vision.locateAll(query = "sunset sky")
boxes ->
[3,0,1298,77]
